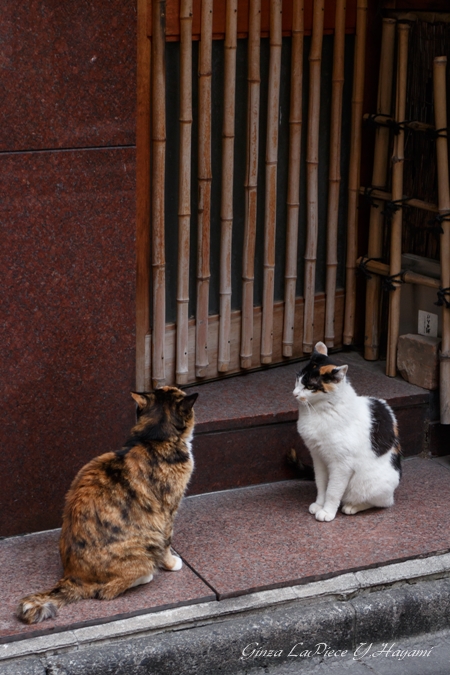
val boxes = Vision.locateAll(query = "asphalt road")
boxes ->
[240,630,450,675]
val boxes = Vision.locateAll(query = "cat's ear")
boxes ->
[180,392,199,414]
[332,365,348,381]
[314,341,328,356]
[131,392,148,409]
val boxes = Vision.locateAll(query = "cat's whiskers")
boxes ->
[303,398,316,416]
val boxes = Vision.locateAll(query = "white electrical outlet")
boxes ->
[418,310,438,338]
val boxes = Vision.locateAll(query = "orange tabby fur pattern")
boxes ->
[17,386,198,624]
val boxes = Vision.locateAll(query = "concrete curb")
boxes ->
[1,554,450,674]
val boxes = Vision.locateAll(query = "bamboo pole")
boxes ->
[302,0,324,353]
[196,0,213,378]
[363,114,434,133]
[261,0,282,364]
[433,56,450,423]
[359,187,439,214]
[218,0,238,372]
[240,0,261,369]
[343,0,368,346]
[357,257,440,290]
[136,0,152,391]
[386,22,410,377]
[176,0,193,385]
[324,0,346,349]
[151,0,167,388]
[282,0,304,358]
[363,17,396,361]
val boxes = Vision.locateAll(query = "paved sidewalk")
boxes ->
[1,457,449,673]
[2,574,450,674]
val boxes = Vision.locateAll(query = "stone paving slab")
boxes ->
[174,458,450,599]
[0,531,214,643]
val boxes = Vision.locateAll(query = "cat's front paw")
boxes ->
[163,554,183,571]
[315,508,336,522]
[170,555,183,571]
[309,502,324,515]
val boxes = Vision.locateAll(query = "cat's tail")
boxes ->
[17,577,87,624]
[286,448,315,481]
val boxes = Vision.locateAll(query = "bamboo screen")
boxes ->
[137,0,362,389]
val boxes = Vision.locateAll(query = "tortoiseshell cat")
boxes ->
[17,386,198,624]
[294,342,401,522]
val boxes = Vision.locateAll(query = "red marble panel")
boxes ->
[0,0,136,152]
[0,148,136,537]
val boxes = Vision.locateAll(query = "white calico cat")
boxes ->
[293,342,401,522]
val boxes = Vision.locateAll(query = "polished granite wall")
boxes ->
[0,0,137,536]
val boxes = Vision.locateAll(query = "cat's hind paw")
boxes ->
[342,502,371,515]
[309,502,324,515]
[130,573,154,588]
[342,504,358,515]
[315,508,336,522]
